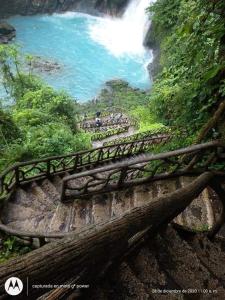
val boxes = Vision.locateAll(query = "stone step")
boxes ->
[6,217,41,233]
[156,226,225,295]
[52,175,63,194]
[111,190,134,218]
[176,177,215,231]
[27,182,55,211]
[68,199,93,232]
[110,262,150,300]
[128,246,183,300]
[47,202,72,233]
[155,178,179,196]
[91,194,111,224]
[34,212,55,234]
[47,194,94,234]
[186,235,225,285]
[132,183,158,208]
[1,202,39,224]
[39,179,61,205]
[10,188,43,212]
[82,226,225,300]
[1,170,221,239]
[6,212,54,234]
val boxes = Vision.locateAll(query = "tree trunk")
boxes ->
[0,172,214,299]
[208,179,225,239]
[195,101,225,143]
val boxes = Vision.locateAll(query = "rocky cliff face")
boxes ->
[0,0,129,18]
[144,22,162,80]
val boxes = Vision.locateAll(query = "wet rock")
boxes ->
[29,56,62,74]
[0,22,16,44]
[0,0,129,18]
[96,0,129,16]
[144,22,162,80]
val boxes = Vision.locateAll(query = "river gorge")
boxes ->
[1,0,155,101]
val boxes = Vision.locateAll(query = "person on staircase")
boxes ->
[95,111,102,127]
[95,117,102,127]
[96,111,101,118]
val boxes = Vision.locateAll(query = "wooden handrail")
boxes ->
[103,130,171,146]
[0,141,224,242]
[81,118,130,129]
[0,172,215,299]
[0,135,170,199]
[61,141,225,200]
[63,141,223,180]
[91,125,130,141]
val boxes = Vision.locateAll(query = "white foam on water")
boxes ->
[88,0,155,57]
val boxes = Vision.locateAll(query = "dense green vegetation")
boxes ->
[1,0,224,170]
[84,0,225,150]
[0,236,32,263]
[146,0,225,143]
[82,79,149,114]
[0,45,91,172]
[0,0,224,262]
[82,79,166,134]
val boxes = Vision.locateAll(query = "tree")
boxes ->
[0,172,213,299]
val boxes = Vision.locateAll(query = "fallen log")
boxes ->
[0,172,214,299]
[38,228,152,300]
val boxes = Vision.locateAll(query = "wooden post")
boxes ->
[46,160,51,178]
[73,155,79,171]
[118,167,128,187]
[60,180,66,202]
[14,165,20,187]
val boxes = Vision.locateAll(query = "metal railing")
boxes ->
[61,141,225,201]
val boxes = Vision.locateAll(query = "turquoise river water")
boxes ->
[6,0,153,101]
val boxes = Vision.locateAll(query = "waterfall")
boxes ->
[89,0,155,57]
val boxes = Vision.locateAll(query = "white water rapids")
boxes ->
[5,0,156,100]
[89,0,155,57]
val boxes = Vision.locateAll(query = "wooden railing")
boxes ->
[103,127,188,146]
[0,135,170,199]
[91,126,129,141]
[103,130,171,146]
[0,140,224,242]
[81,118,130,130]
[79,107,125,122]
[61,141,225,201]
[83,123,130,133]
